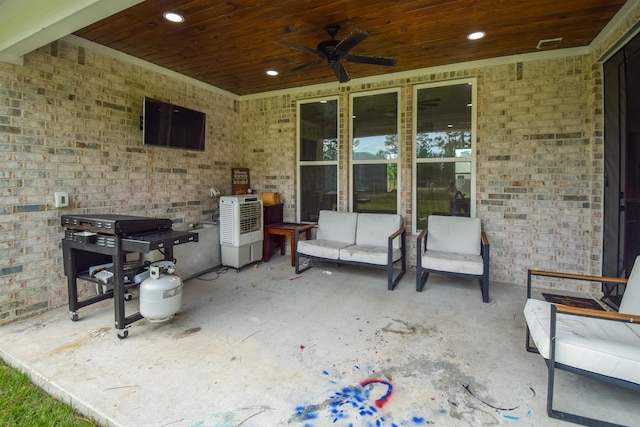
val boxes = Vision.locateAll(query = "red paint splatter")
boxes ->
[299,345,305,350]
[360,379,393,408]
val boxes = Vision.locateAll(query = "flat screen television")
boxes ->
[143,97,206,151]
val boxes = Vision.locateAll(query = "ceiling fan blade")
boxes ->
[275,40,320,56]
[346,54,397,66]
[335,29,369,54]
[291,59,323,72]
[329,61,350,83]
[418,98,441,108]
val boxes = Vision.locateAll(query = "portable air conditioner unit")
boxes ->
[219,195,263,269]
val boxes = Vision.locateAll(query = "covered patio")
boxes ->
[0,256,636,426]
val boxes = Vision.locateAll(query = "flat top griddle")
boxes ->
[61,214,172,236]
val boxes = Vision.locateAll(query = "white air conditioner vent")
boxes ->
[536,37,562,50]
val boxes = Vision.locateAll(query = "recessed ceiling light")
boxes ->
[467,31,485,40]
[163,12,184,23]
[266,70,279,76]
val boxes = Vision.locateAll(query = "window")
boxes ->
[412,79,476,232]
[350,89,400,213]
[297,98,339,222]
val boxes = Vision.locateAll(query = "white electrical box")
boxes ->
[54,191,69,208]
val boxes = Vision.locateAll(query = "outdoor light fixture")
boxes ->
[163,12,184,23]
[467,31,485,40]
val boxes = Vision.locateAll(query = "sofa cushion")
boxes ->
[296,239,351,260]
[524,298,640,384]
[316,210,358,244]
[340,245,402,265]
[421,250,484,275]
[619,256,640,315]
[355,213,402,248]
[427,216,480,255]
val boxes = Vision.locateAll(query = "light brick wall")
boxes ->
[1,39,239,323]
[239,94,296,218]
[240,58,601,288]
[478,56,601,286]
[1,5,636,323]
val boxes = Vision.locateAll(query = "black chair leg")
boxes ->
[480,278,489,303]
[417,270,428,292]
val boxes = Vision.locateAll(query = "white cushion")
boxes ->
[339,245,402,265]
[355,213,402,248]
[421,250,484,275]
[316,210,358,244]
[524,298,640,384]
[427,216,481,255]
[297,239,351,260]
[619,256,640,315]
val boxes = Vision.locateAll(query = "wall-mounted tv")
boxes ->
[143,97,206,151]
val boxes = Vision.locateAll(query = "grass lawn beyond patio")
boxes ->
[0,358,98,426]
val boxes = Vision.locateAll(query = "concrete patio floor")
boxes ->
[0,255,637,426]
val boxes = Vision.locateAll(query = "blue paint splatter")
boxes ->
[503,414,519,420]
[294,374,430,426]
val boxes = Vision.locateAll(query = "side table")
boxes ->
[263,222,315,266]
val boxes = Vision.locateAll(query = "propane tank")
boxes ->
[139,261,183,322]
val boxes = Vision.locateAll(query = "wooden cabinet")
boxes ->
[263,203,283,226]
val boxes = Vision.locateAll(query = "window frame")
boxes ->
[296,96,340,222]
[349,87,402,214]
[411,78,477,234]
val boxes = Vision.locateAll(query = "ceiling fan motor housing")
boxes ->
[318,40,340,59]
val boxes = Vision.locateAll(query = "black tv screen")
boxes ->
[143,97,206,151]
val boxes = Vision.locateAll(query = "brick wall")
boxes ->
[1,5,636,323]
[239,94,296,219]
[478,56,601,286]
[0,39,239,323]
[240,56,602,288]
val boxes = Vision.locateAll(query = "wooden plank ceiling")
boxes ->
[73,0,627,96]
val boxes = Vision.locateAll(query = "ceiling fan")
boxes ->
[276,24,397,83]
[417,98,442,110]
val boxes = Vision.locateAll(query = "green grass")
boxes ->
[0,358,99,426]
[353,188,467,229]
[354,190,398,212]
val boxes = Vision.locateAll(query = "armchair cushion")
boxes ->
[619,256,640,315]
[524,298,640,384]
[426,215,481,255]
[421,250,484,276]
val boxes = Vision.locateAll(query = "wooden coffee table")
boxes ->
[263,222,315,266]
